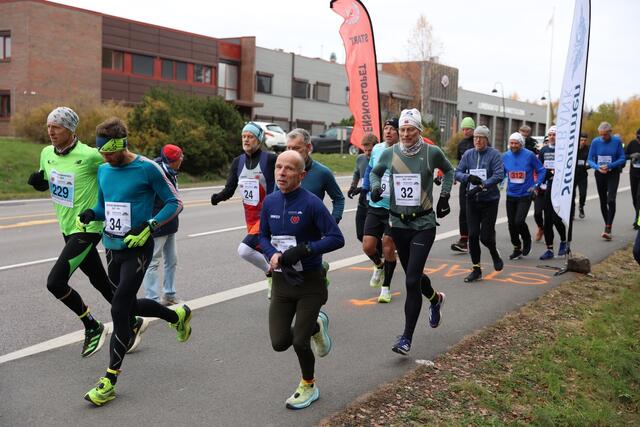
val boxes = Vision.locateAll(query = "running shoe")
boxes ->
[522,238,532,256]
[378,286,392,303]
[369,266,384,288]
[579,207,585,219]
[539,249,554,260]
[464,267,482,283]
[491,250,504,271]
[161,295,182,306]
[602,225,612,241]
[171,304,192,342]
[557,241,568,257]
[392,336,412,355]
[266,274,273,300]
[84,377,115,406]
[509,249,523,260]
[535,227,544,242]
[81,322,107,358]
[450,239,468,253]
[429,292,445,328]
[285,381,320,410]
[311,311,331,358]
[322,261,331,288]
[126,317,148,354]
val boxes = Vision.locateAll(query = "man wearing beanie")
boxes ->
[451,116,476,253]
[369,108,453,355]
[141,144,184,305]
[27,107,134,359]
[575,133,590,219]
[360,117,400,303]
[78,117,189,406]
[211,122,278,296]
[455,125,505,282]
[624,128,640,229]
[502,132,546,260]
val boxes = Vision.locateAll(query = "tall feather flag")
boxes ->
[330,0,381,149]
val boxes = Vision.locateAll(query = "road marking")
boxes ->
[350,292,402,306]
[0,187,631,362]
[0,219,58,230]
[0,212,55,221]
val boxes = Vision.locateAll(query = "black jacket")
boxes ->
[625,138,640,177]
[576,144,590,179]
[457,136,474,161]
[524,136,539,154]
[152,157,180,237]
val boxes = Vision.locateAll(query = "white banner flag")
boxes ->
[552,0,590,226]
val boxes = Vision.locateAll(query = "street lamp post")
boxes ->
[541,90,551,134]
[492,82,507,150]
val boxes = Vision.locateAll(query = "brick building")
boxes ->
[0,0,259,135]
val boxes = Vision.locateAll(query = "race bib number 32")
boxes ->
[105,202,131,236]
[393,174,421,206]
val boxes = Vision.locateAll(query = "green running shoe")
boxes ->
[322,261,331,288]
[378,286,392,303]
[84,377,115,406]
[369,266,384,288]
[285,380,320,410]
[126,317,148,354]
[81,322,107,358]
[311,311,331,357]
[171,304,192,342]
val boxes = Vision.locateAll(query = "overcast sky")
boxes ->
[52,0,638,109]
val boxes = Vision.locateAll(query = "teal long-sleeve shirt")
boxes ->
[301,158,345,223]
[93,154,183,250]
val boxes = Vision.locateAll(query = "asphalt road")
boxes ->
[1,172,637,426]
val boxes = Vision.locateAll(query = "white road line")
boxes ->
[0,187,631,364]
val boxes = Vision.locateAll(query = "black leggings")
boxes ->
[594,171,620,226]
[355,192,368,242]
[506,196,532,248]
[543,183,566,247]
[458,185,468,237]
[534,189,545,228]
[47,233,113,315]
[389,227,437,341]
[574,173,588,209]
[634,230,640,265]
[466,199,499,265]
[269,269,326,381]
[106,241,178,372]
[630,173,640,221]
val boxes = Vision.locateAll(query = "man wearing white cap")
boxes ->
[369,108,454,355]
[502,133,546,260]
[455,125,505,282]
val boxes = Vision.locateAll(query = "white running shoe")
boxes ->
[369,266,384,288]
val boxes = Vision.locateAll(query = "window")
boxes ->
[161,59,173,79]
[193,64,212,84]
[293,79,310,99]
[0,32,10,61]
[0,91,10,118]
[314,82,330,102]
[102,48,123,71]
[132,54,154,76]
[175,61,187,81]
[218,62,238,100]
[324,128,337,138]
[256,73,272,94]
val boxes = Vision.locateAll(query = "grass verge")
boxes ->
[320,247,640,426]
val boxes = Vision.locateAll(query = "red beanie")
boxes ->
[162,144,183,162]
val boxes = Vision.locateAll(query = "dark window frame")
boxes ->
[102,48,123,71]
[256,72,273,94]
[131,53,154,76]
[193,64,212,84]
[0,91,10,118]
[0,31,10,61]
[293,79,310,99]
[314,82,330,102]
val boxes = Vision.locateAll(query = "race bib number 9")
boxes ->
[508,171,526,184]
[239,178,260,206]
[381,174,390,198]
[105,202,131,236]
[393,174,421,206]
[49,170,75,208]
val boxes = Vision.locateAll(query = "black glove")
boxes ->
[77,209,96,225]
[280,244,312,267]
[27,170,49,191]
[370,187,383,202]
[433,176,442,186]
[335,217,341,225]
[466,186,483,199]
[347,185,362,199]
[468,174,483,186]
[436,194,451,218]
[210,193,222,206]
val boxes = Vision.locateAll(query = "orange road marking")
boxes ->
[444,264,472,278]
[424,263,448,275]
[350,292,402,306]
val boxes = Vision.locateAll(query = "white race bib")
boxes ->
[393,173,421,206]
[577,159,585,166]
[239,178,260,206]
[271,235,302,272]
[544,160,555,170]
[508,171,526,184]
[469,168,487,190]
[49,170,75,208]
[105,202,131,236]
[381,173,390,198]
[633,161,640,169]
[597,155,612,166]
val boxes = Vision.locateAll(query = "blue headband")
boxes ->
[242,122,263,142]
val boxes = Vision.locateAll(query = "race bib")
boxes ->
[508,171,526,184]
[381,173,390,198]
[597,155,612,166]
[577,160,585,166]
[239,178,260,206]
[49,170,75,208]
[633,161,640,169]
[271,235,302,272]
[540,183,547,190]
[469,168,487,190]
[544,160,555,170]
[105,202,131,236]
[393,174,421,207]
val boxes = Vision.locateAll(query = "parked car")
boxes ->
[310,126,358,154]
[252,121,287,152]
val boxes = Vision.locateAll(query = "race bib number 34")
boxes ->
[393,174,421,206]
[239,178,260,206]
[105,202,131,236]
[49,170,75,208]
